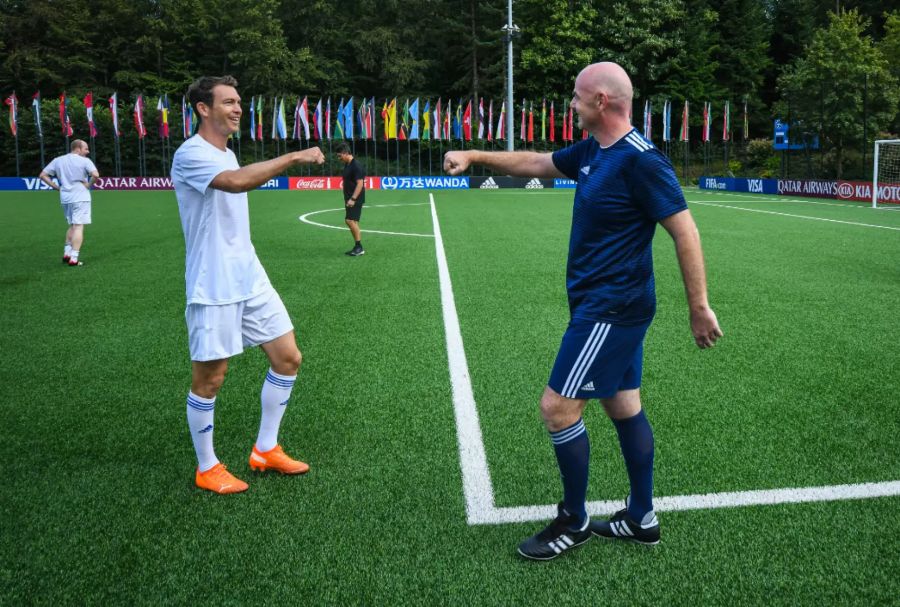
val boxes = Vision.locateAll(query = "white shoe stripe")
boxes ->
[561,323,602,397]
[550,541,561,554]
[559,535,573,547]
[568,323,612,397]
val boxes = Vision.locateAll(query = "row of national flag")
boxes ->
[647,99,746,142]
[3,92,750,144]
[1,91,189,140]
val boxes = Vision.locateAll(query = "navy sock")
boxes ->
[612,409,655,521]
[550,418,590,525]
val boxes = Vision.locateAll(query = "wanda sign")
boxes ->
[289,176,381,190]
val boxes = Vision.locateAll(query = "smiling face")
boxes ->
[199,85,242,137]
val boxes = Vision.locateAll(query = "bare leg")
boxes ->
[345,219,361,243]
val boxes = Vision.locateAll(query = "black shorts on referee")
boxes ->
[345,200,364,221]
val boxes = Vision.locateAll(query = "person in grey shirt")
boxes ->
[39,140,99,266]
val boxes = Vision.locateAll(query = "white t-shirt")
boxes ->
[43,154,97,204]
[171,135,271,305]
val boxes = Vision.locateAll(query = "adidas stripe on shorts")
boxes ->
[547,319,651,400]
[185,285,294,362]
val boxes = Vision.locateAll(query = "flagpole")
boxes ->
[14,131,20,177]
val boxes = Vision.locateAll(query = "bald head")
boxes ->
[576,62,633,116]
[71,139,88,153]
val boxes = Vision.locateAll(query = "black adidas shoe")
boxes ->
[589,501,660,545]
[349,246,365,257]
[517,503,591,561]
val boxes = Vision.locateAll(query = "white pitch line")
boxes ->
[691,201,900,231]
[429,192,497,525]
[687,188,900,210]
[298,202,434,237]
[430,192,900,526]
[476,481,900,525]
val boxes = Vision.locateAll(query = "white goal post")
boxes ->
[872,139,900,208]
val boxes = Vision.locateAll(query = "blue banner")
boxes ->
[380,176,469,190]
[699,177,778,194]
[553,178,577,188]
[0,176,289,191]
[0,177,55,190]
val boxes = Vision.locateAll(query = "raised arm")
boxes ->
[444,150,564,178]
[659,209,723,349]
[211,147,325,193]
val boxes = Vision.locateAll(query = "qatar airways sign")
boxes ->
[778,179,900,203]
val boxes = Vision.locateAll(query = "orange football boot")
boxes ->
[195,463,249,494]
[249,444,310,474]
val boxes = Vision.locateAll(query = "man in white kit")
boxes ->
[39,139,99,266]
[171,75,325,494]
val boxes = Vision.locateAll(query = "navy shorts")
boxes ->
[547,320,650,400]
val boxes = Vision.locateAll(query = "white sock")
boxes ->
[256,368,296,453]
[64,243,72,257]
[70,250,79,261]
[186,391,218,472]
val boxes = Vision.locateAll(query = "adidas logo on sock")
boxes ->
[198,424,214,434]
[525,178,544,189]
[480,176,499,189]
[580,165,590,175]
[580,381,595,391]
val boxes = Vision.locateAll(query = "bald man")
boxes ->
[444,62,722,561]
[39,140,100,266]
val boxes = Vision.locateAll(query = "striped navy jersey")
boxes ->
[551,128,687,325]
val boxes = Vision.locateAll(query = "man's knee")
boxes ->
[192,364,227,398]
[273,347,302,376]
[539,387,584,432]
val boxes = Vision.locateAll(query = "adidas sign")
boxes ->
[580,165,590,175]
[480,176,499,189]
[525,178,544,189]
[580,381,595,391]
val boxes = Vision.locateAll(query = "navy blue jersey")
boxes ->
[551,129,687,325]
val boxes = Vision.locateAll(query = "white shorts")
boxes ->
[62,201,92,225]
[185,286,294,362]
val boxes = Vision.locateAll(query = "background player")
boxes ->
[39,139,99,266]
[336,142,366,256]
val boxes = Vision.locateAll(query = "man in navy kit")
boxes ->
[444,62,722,560]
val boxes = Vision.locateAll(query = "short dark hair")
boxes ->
[187,75,238,125]
[335,143,351,155]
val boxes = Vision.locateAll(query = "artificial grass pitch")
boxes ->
[0,187,897,604]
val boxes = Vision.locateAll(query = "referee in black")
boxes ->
[337,143,366,256]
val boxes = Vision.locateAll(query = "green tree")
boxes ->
[778,9,898,178]
[517,0,598,100]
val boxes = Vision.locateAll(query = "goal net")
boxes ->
[873,139,900,208]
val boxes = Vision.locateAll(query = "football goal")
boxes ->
[872,139,900,208]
